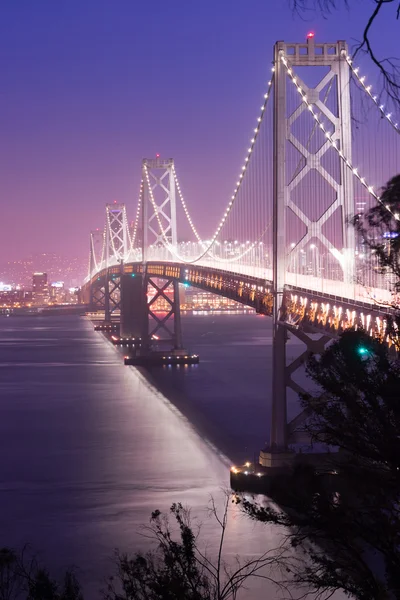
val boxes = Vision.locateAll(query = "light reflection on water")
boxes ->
[0,314,343,599]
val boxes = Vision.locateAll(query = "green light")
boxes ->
[358,346,370,356]
[131,273,135,277]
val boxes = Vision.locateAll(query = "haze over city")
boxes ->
[1,0,398,269]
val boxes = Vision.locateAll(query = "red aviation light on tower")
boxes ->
[156,153,160,158]
[307,31,315,39]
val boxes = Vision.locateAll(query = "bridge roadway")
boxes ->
[85,258,394,345]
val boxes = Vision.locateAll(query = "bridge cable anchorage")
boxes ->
[144,73,275,264]
[130,179,143,255]
[344,52,400,135]
[281,52,400,223]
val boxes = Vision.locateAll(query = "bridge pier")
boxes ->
[120,273,147,339]
[89,278,106,314]
[259,318,333,471]
[259,319,294,471]
[104,270,111,323]
[121,270,197,366]
[172,280,183,350]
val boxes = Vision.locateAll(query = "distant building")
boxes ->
[32,272,49,305]
[49,281,65,304]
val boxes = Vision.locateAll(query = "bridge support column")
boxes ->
[120,273,148,340]
[172,280,183,350]
[89,278,106,314]
[260,38,292,471]
[122,274,197,366]
[104,270,111,323]
[259,321,332,470]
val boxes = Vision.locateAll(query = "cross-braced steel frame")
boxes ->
[263,37,355,466]
[105,203,130,264]
[90,280,106,311]
[142,158,177,262]
[104,274,122,322]
[146,277,182,350]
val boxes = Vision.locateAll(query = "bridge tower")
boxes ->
[261,37,355,469]
[88,229,106,311]
[103,203,130,322]
[105,203,130,265]
[121,157,182,352]
[141,157,178,261]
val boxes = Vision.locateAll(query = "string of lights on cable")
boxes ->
[172,166,204,245]
[146,73,275,264]
[280,52,400,222]
[105,206,120,261]
[172,165,272,264]
[344,52,400,135]
[130,180,143,250]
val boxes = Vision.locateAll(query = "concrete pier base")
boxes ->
[120,273,147,339]
[259,448,295,470]
[124,348,199,366]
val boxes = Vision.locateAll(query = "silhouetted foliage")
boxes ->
[292,0,400,107]
[239,329,400,599]
[104,497,286,600]
[353,175,400,288]
[0,547,83,600]
[0,496,288,600]
[352,175,400,348]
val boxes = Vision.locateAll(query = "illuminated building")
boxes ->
[145,282,245,312]
[180,285,247,312]
[0,286,26,308]
[49,281,65,304]
[32,272,49,305]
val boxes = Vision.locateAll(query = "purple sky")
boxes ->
[1,0,399,262]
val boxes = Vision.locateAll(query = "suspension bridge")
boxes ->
[81,36,400,470]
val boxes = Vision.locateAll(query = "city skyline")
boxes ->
[1,0,398,267]
[0,252,87,287]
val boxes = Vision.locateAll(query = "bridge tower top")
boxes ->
[142,157,177,262]
[276,37,348,66]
